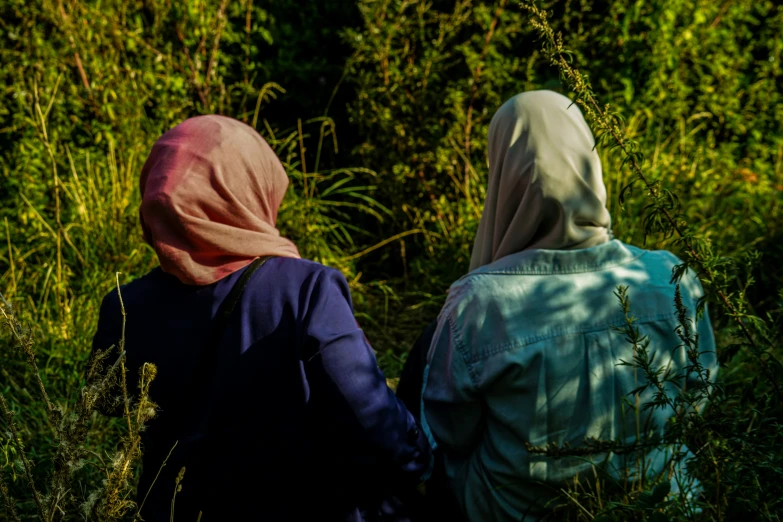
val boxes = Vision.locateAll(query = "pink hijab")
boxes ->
[139,115,300,286]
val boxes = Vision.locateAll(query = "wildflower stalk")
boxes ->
[0,468,21,522]
[45,347,132,521]
[90,361,157,522]
[116,272,133,434]
[86,280,158,521]
[0,294,59,423]
[520,1,782,400]
[170,467,186,522]
[0,392,46,519]
[1,282,151,521]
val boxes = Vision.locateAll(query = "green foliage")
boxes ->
[345,0,526,285]
[0,0,381,518]
[0,0,782,519]
[346,0,783,285]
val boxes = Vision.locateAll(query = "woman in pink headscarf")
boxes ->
[91,115,431,522]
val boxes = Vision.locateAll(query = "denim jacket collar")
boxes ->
[464,239,646,278]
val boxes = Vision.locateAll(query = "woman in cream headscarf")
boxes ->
[468,90,611,267]
[418,90,718,521]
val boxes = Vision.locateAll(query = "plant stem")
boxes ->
[116,273,133,433]
[0,393,46,520]
[204,0,230,101]
[0,468,21,522]
[0,295,58,420]
[4,219,15,296]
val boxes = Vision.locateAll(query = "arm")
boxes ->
[395,319,438,421]
[421,311,484,458]
[302,268,431,484]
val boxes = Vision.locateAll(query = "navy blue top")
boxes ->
[91,257,431,521]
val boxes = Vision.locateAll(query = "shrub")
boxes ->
[1,0,782,519]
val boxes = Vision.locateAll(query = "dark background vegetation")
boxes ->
[0,0,782,520]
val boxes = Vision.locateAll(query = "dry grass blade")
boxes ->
[0,293,48,520]
[135,441,179,520]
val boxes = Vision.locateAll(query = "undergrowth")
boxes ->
[0,0,781,519]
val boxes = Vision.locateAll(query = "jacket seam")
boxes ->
[446,281,482,389]
[467,251,647,278]
[462,312,677,364]
[455,245,652,282]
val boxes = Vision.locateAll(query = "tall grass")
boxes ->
[0,100,400,519]
[1,0,782,519]
[1,286,157,521]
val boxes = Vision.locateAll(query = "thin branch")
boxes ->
[175,27,209,107]
[340,229,425,261]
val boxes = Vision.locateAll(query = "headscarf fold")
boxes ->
[140,115,300,286]
[469,90,612,272]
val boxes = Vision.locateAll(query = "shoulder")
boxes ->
[97,268,169,319]
[245,257,353,310]
[264,256,345,279]
[438,272,501,331]
[620,243,706,301]
[630,243,681,270]
[261,257,350,290]
[258,259,358,331]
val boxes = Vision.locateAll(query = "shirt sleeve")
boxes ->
[421,311,484,458]
[302,267,432,485]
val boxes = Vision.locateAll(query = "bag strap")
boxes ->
[175,256,273,431]
[197,255,272,379]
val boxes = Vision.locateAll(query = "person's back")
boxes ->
[91,115,430,521]
[422,240,716,520]
[420,91,718,522]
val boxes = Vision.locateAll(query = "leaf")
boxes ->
[649,512,669,522]
[651,481,671,504]
[636,492,654,508]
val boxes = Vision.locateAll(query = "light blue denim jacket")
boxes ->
[421,240,718,522]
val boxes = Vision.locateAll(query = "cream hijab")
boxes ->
[469,90,612,272]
